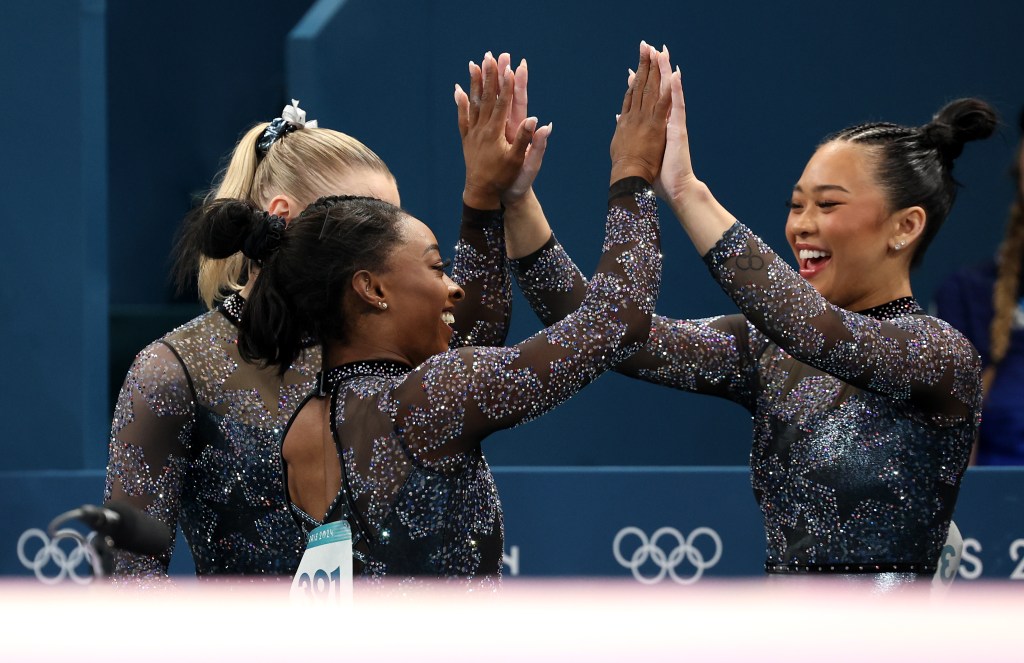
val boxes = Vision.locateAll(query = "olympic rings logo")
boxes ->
[613,526,723,585]
[17,528,99,585]
[733,251,765,271]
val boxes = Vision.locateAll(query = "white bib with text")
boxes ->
[289,521,353,605]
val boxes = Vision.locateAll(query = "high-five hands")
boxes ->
[628,44,735,254]
[455,52,550,209]
[610,42,676,185]
[650,46,695,204]
[494,54,553,206]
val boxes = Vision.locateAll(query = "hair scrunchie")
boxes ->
[241,212,287,264]
[255,99,319,159]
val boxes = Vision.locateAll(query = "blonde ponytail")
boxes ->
[190,120,391,309]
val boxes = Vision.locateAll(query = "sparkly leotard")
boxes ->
[286,179,661,581]
[511,222,981,577]
[104,207,514,578]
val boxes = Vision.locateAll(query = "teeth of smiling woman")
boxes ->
[441,312,455,325]
[799,249,831,260]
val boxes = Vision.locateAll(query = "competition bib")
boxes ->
[290,521,353,605]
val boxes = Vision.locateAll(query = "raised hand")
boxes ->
[651,46,694,204]
[455,52,536,209]
[609,42,672,185]
[500,57,553,205]
[632,45,734,255]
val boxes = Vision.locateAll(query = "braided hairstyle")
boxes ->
[987,107,1024,384]
[184,195,406,372]
[825,98,997,268]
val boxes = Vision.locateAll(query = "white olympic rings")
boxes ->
[613,526,723,585]
[17,528,99,585]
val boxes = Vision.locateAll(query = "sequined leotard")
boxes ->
[511,222,980,577]
[286,179,661,581]
[104,207,514,578]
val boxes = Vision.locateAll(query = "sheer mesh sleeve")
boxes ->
[448,205,511,348]
[103,341,195,577]
[704,222,982,418]
[510,232,762,408]
[393,177,661,460]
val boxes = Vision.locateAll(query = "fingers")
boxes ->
[532,121,552,154]
[464,49,534,147]
[642,49,662,114]
[627,41,654,115]
[492,61,514,123]
[497,52,513,133]
[454,84,469,138]
[508,58,529,144]
[479,52,499,119]
[654,45,673,119]
[657,44,672,83]
[468,60,482,126]
[670,66,685,127]
[525,121,552,171]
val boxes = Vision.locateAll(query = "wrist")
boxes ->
[667,178,710,220]
[610,158,656,185]
[463,182,502,210]
[503,188,552,260]
[502,186,538,213]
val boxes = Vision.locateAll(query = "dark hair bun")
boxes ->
[922,98,997,163]
[183,198,283,261]
[241,212,286,263]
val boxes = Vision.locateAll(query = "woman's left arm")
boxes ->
[449,53,552,348]
[704,223,981,417]
[448,203,512,348]
[651,47,981,418]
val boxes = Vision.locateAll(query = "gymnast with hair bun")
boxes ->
[183,45,671,582]
[104,95,517,579]
[504,44,994,588]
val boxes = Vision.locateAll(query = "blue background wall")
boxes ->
[2,0,1024,474]
[2,0,108,470]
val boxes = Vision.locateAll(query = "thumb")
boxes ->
[511,116,539,159]
[454,84,470,138]
[526,122,552,167]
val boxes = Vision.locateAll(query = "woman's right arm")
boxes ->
[396,176,663,461]
[508,229,759,405]
[393,44,671,458]
[104,341,195,578]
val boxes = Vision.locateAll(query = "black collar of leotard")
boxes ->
[855,296,923,320]
[315,360,413,395]
[218,293,245,325]
[218,292,317,349]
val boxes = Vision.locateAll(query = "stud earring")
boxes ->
[378,301,388,310]
[894,241,905,251]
